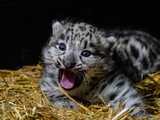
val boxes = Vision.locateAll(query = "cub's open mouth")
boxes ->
[58,69,84,90]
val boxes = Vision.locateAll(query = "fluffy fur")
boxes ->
[40,21,160,116]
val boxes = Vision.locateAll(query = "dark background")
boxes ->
[0,1,160,69]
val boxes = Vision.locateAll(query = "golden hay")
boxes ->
[0,65,160,120]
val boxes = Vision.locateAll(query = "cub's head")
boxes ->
[43,21,114,90]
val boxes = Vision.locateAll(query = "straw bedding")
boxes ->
[0,65,160,120]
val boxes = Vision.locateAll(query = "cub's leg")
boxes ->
[40,69,77,109]
[99,74,146,116]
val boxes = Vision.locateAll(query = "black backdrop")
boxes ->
[0,1,160,69]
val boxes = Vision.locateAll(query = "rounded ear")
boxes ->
[52,21,64,38]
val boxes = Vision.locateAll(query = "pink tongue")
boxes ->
[60,71,75,89]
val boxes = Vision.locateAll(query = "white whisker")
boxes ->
[57,58,65,69]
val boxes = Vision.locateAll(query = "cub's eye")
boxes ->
[81,50,92,57]
[58,42,66,51]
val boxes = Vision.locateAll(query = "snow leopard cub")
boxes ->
[40,21,160,116]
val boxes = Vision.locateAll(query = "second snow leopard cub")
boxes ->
[40,21,160,116]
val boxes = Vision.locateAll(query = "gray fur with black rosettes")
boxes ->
[40,20,160,116]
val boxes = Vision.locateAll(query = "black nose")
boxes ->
[64,62,76,69]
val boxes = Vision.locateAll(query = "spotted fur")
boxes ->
[40,21,160,116]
